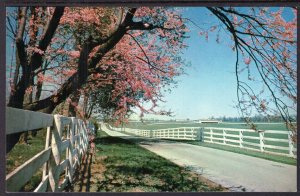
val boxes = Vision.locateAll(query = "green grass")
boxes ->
[69,131,226,192]
[118,122,296,165]
[123,121,290,131]
[125,120,293,137]
[177,140,296,166]
[6,129,47,191]
[202,128,293,154]
[6,130,47,174]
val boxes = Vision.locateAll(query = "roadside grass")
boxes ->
[117,122,296,165]
[175,140,296,166]
[68,131,227,192]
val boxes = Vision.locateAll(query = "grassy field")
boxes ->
[117,121,297,164]
[122,121,293,148]
[123,121,290,130]
[67,131,226,192]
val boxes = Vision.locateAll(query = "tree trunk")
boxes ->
[6,7,134,153]
[10,49,20,99]
[68,92,81,117]
[23,25,128,112]
[6,7,65,153]
[23,75,34,105]
[35,61,49,102]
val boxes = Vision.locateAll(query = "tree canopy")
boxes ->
[6,6,297,152]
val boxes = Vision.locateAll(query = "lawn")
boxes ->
[116,121,297,165]
[123,121,290,130]
[67,131,227,192]
[6,129,47,191]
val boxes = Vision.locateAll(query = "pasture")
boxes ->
[123,121,289,131]
[116,121,297,164]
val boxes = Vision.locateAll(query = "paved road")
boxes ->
[102,126,297,192]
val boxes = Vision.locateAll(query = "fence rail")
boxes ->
[6,107,92,192]
[109,125,296,158]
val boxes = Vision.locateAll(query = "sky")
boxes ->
[135,8,239,120]
[153,8,238,119]
[5,7,296,121]
[134,7,296,120]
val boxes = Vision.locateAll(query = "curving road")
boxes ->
[102,126,297,192]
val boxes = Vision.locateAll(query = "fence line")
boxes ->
[202,127,296,158]
[109,125,296,158]
[6,107,93,192]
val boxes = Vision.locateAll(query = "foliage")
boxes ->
[6,6,297,152]
[205,7,297,136]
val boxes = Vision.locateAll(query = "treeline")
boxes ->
[214,115,296,123]
[129,115,296,123]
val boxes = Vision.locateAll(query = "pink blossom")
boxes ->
[68,51,80,58]
[244,57,251,65]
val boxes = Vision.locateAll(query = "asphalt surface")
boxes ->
[102,125,297,192]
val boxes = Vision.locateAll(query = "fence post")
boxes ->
[78,120,84,160]
[196,128,202,141]
[210,129,213,143]
[223,129,226,144]
[65,124,70,183]
[83,121,88,153]
[239,130,243,148]
[288,131,294,158]
[68,117,76,182]
[259,131,264,152]
[48,115,63,192]
[75,119,80,165]
[42,126,51,181]
[172,129,175,138]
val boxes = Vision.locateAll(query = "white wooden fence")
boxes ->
[202,127,297,158]
[6,107,91,192]
[109,126,201,140]
[110,126,152,137]
[109,125,296,158]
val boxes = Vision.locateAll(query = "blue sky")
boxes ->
[138,7,296,120]
[5,7,296,120]
[141,8,238,120]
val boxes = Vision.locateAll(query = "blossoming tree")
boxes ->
[6,7,188,152]
[6,6,297,152]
